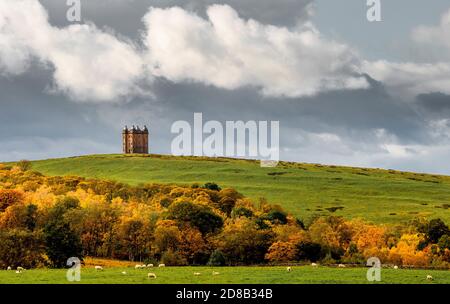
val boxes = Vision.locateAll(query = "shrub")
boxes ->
[204,182,221,191]
[207,250,226,266]
[438,235,450,251]
[161,250,187,266]
[231,207,253,218]
[264,210,288,225]
[17,160,32,172]
[0,190,24,212]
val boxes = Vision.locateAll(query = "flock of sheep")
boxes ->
[5,263,435,281]
[93,263,220,280]
[286,263,434,281]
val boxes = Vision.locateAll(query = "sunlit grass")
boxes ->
[29,154,450,224]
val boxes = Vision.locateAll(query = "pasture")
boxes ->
[0,265,449,284]
[30,154,450,224]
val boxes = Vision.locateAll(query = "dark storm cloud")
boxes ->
[416,93,450,116]
[150,76,428,145]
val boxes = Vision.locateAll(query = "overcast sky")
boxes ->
[1,0,450,175]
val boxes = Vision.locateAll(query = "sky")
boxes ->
[1,0,450,174]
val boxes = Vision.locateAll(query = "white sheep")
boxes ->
[7,266,12,271]
[194,272,201,276]
[286,267,292,272]
[311,263,318,267]
[338,264,346,268]
[212,271,220,275]
[427,275,433,281]
[393,265,398,270]
[147,264,154,268]
[17,267,25,271]
[94,266,103,271]
[158,264,166,268]
[148,273,157,279]
[135,264,143,269]
[121,271,127,275]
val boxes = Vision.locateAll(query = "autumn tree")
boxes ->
[265,241,297,262]
[216,218,274,265]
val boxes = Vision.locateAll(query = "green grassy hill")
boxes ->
[29,154,450,224]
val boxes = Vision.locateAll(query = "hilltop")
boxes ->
[29,154,450,224]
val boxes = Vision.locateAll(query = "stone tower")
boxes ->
[122,125,149,154]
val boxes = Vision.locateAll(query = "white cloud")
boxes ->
[363,8,450,98]
[412,9,450,52]
[0,0,145,102]
[363,60,450,97]
[143,5,368,98]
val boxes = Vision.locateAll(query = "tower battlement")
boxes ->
[122,125,149,154]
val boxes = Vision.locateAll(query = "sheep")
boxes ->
[94,266,103,271]
[148,273,157,279]
[338,264,346,268]
[427,275,433,281]
[7,266,12,271]
[194,272,201,276]
[393,265,398,270]
[212,271,220,275]
[135,264,143,269]
[15,270,22,274]
[121,271,127,275]
[17,267,25,271]
[147,264,154,268]
[158,264,166,268]
[311,263,318,267]
[286,267,292,272]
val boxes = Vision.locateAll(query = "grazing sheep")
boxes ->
[427,275,433,281]
[148,273,157,279]
[311,263,318,267]
[121,271,127,275]
[393,265,398,270]
[194,272,201,276]
[7,266,12,271]
[158,264,166,268]
[94,266,103,271]
[147,264,154,268]
[286,267,292,272]
[17,267,25,271]
[212,271,220,275]
[135,264,143,269]
[338,264,346,268]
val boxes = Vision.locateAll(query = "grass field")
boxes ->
[1,266,449,284]
[29,154,450,224]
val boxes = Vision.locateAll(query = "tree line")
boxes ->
[0,162,449,269]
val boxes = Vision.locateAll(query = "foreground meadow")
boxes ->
[1,266,449,284]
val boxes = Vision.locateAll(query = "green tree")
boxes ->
[421,219,450,244]
[168,201,223,235]
[207,250,226,266]
[43,201,83,268]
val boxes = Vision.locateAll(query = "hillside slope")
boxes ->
[29,154,450,224]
